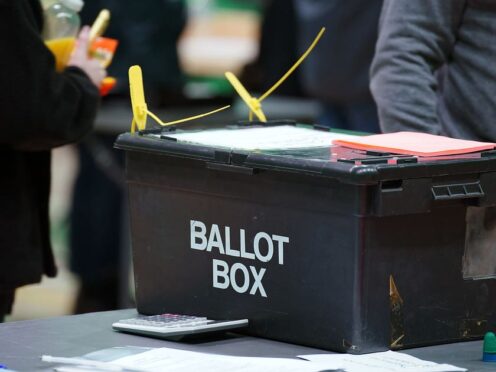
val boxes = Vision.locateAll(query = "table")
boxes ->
[0,309,491,371]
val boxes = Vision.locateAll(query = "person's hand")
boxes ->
[68,26,107,88]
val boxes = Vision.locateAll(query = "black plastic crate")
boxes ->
[116,126,496,353]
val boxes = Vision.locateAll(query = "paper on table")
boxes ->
[163,125,358,150]
[55,368,113,372]
[333,131,495,157]
[110,347,332,372]
[298,351,466,372]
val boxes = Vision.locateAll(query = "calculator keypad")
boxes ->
[117,314,209,328]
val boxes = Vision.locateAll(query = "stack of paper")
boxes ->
[333,131,495,157]
[299,351,466,372]
[44,348,467,372]
[164,125,358,151]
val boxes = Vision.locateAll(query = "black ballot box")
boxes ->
[115,124,496,354]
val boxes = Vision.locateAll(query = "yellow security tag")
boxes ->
[225,72,267,122]
[128,65,230,133]
[129,65,148,133]
[225,27,326,122]
[147,105,231,127]
[259,27,325,102]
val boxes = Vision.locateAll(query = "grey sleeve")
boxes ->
[370,0,466,133]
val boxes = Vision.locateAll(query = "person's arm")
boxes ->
[0,0,101,151]
[370,0,466,134]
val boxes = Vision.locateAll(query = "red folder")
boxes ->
[333,132,495,157]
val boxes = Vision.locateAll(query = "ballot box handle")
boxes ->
[431,182,484,201]
[373,179,486,216]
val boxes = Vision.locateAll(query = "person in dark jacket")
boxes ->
[294,0,383,133]
[69,0,186,314]
[370,1,496,141]
[0,0,105,321]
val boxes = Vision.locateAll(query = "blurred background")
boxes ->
[7,0,381,320]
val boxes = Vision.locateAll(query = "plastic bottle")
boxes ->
[43,0,84,71]
[483,331,496,362]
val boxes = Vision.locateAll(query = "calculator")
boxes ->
[112,313,249,339]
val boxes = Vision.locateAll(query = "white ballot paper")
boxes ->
[298,351,467,372]
[164,125,358,150]
[108,347,330,372]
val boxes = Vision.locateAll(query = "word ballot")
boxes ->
[190,220,290,298]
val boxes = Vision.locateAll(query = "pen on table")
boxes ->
[41,355,147,372]
[0,364,16,372]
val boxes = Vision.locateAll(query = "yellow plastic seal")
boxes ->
[225,27,326,122]
[129,65,148,133]
[128,65,230,133]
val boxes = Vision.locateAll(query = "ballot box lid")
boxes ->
[115,123,496,186]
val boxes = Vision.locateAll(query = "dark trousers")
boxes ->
[0,291,14,323]
[69,134,125,313]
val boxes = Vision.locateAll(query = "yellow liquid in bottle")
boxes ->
[45,37,76,71]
